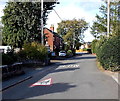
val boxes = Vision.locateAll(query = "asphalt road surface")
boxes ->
[2,54,118,99]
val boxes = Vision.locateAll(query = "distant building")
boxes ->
[80,42,91,49]
[44,26,63,53]
[84,42,91,49]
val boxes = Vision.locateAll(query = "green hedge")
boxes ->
[91,39,98,54]
[2,52,18,65]
[83,48,87,51]
[18,42,48,61]
[92,36,120,71]
[66,50,73,56]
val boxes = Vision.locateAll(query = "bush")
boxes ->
[18,42,48,61]
[2,54,14,65]
[66,50,73,56]
[83,48,87,51]
[2,50,18,65]
[91,39,98,54]
[96,36,120,71]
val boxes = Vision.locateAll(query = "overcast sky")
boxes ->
[0,0,104,42]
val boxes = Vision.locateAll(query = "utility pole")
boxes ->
[107,0,110,36]
[73,32,75,49]
[41,0,44,45]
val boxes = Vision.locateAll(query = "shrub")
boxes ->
[66,50,73,56]
[83,48,87,51]
[96,36,120,71]
[36,43,48,60]
[2,53,14,65]
[91,39,98,54]
[17,50,27,61]
[18,42,48,61]
[2,50,18,65]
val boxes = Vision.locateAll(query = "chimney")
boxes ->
[50,24,54,32]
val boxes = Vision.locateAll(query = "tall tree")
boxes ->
[91,0,120,38]
[2,1,57,48]
[57,19,88,49]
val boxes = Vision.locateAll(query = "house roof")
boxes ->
[44,27,63,39]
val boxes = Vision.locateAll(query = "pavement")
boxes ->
[104,70,119,85]
[1,61,61,92]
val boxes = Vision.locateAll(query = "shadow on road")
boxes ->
[20,83,76,99]
[60,62,77,65]
[74,55,96,60]
[50,68,80,74]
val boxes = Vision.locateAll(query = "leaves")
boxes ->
[91,1,120,38]
[2,1,57,48]
[57,19,88,49]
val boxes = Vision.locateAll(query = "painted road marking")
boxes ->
[30,78,52,87]
[59,64,79,68]
[112,75,120,85]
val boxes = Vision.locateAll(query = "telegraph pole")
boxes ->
[41,0,44,45]
[107,0,110,36]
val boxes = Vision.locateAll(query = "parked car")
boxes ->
[51,52,56,56]
[0,46,11,53]
[59,51,66,56]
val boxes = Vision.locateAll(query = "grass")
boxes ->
[96,60,105,72]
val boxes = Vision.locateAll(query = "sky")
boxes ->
[46,0,104,42]
[0,0,104,42]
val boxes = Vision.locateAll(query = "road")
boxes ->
[2,54,118,99]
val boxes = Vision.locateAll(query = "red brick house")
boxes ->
[43,26,63,53]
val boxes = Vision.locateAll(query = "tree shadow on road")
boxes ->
[74,56,96,60]
[21,83,76,99]
[60,62,77,65]
[50,67,80,74]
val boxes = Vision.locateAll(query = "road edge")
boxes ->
[1,76,32,92]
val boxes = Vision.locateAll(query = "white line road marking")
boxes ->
[30,78,52,87]
[59,65,79,68]
[59,65,65,68]
[112,75,119,85]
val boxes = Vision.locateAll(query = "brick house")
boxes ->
[43,26,63,53]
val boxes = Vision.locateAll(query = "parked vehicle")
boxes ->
[51,52,56,56]
[59,51,66,56]
[0,46,11,53]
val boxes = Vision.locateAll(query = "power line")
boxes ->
[53,9,63,21]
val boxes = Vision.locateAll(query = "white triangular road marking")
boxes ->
[30,78,52,87]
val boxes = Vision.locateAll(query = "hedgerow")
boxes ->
[91,36,120,71]
[18,42,48,61]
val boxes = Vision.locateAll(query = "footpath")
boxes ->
[1,60,61,92]
[104,70,119,85]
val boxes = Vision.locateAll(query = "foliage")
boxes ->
[76,42,82,50]
[93,36,120,71]
[91,1,120,38]
[57,19,88,49]
[83,48,87,51]
[2,51,18,65]
[66,50,73,56]
[18,42,48,61]
[2,1,57,48]
[2,54,14,65]
[91,39,98,54]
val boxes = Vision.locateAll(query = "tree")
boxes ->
[91,0,120,38]
[57,19,88,50]
[2,1,57,48]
